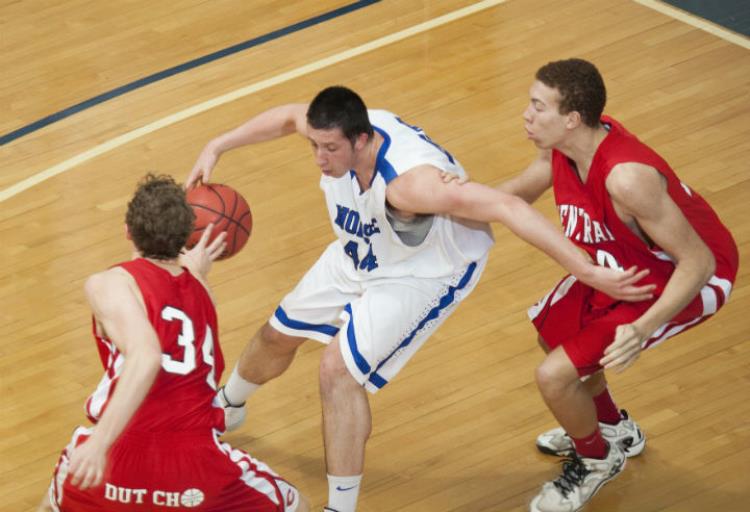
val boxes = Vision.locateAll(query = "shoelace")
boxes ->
[552,455,590,497]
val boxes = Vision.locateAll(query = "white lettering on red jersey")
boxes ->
[84,258,225,433]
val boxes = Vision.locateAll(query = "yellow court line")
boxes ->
[633,0,750,50]
[0,0,509,203]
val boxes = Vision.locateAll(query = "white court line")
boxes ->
[0,0,509,203]
[634,0,750,49]
[3,0,747,203]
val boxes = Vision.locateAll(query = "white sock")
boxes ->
[327,474,362,512]
[223,364,260,405]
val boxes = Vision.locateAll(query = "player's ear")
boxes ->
[566,111,582,130]
[125,224,132,240]
[354,132,369,151]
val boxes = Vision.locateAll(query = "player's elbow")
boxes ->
[683,242,716,286]
[700,248,716,284]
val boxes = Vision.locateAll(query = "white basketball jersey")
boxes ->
[320,109,494,280]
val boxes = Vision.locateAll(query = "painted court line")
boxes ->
[0,0,380,147]
[634,0,750,49]
[0,0,508,203]
[3,0,746,203]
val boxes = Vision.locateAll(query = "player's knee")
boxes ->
[535,358,568,397]
[319,342,352,394]
[259,322,303,355]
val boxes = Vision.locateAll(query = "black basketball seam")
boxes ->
[235,211,251,235]
[228,185,239,220]
[188,185,251,257]
[189,203,249,232]
[190,204,224,219]
[208,185,226,214]
[229,219,238,256]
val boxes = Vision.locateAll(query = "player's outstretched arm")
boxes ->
[67,270,162,490]
[387,166,656,302]
[495,150,554,204]
[600,163,716,372]
[440,150,553,204]
[186,103,309,188]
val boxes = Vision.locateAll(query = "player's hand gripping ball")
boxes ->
[186,183,252,259]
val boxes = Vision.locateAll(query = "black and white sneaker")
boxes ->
[217,385,247,432]
[529,442,626,512]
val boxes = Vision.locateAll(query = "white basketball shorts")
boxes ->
[269,241,487,393]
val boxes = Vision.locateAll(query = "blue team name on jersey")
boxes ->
[335,205,380,272]
[335,205,380,244]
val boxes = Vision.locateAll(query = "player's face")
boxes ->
[523,81,571,149]
[307,126,357,178]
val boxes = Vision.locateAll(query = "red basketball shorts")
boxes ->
[48,427,302,512]
[528,274,733,376]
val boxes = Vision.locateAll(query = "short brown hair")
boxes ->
[125,174,194,260]
[536,58,606,128]
[307,86,373,145]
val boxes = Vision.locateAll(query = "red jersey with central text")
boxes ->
[84,258,225,433]
[551,116,738,309]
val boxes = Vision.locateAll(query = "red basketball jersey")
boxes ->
[84,258,225,433]
[551,116,738,308]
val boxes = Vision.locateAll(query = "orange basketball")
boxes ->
[186,183,252,260]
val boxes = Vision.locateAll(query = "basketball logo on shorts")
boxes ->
[180,488,205,507]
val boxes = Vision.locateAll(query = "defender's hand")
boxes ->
[582,265,656,302]
[180,224,227,279]
[439,171,468,185]
[601,323,646,372]
[68,437,107,490]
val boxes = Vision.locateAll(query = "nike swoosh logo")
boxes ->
[336,485,359,491]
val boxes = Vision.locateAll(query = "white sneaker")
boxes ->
[536,410,645,458]
[217,386,247,432]
[529,442,626,512]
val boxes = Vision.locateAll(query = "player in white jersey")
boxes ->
[186,86,652,512]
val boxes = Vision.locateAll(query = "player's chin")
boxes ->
[321,169,344,178]
[529,138,548,149]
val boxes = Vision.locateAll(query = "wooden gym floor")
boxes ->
[1,1,748,510]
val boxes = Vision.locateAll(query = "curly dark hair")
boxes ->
[125,174,194,260]
[307,86,374,145]
[535,58,606,128]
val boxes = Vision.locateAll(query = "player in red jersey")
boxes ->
[39,175,309,512]
[494,59,738,512]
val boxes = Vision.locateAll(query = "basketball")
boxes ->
[186,183,252,259]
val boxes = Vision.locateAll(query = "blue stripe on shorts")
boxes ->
[367,262,478,388]
[273,306,339,337]
[344,304,371,375]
